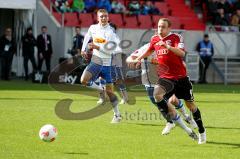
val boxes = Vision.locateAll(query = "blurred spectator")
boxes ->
[214,6,230,25]
[233,0,240,10]
[55,0,71,13]
[71,26,84,56]
[97,0,112,12]
[231,8,240,24]
[22,27,37,80]
[111,0,126,14]
[217,0,232,14]
[227,0,238,5]
[142,1,162,15]
[84,0,97,12]
[207,0,219,18]
[71,0,85,13]
[128,1,141,15]
[0,28,16,80]
[37,26,53,72]
[231,8,240,30]
[196,34,214,84]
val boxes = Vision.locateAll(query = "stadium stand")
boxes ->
[42,0,205,30]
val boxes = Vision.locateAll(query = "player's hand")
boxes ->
[126,56,136,69]
[127,62,136,69]
[126,56,141,69]
[88,43,100,50]
[126,60,136,69]
[156,40,167,47]
[135,62,141,69]
[151,58,158,65]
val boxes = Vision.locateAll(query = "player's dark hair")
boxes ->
[26,27,32,32]
[41,26,47,29]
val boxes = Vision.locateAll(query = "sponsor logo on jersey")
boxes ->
[94,37,106,44]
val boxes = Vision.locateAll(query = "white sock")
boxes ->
[87,82,103,91]
[99,89,106,100]
[100,81,106,89]
[112,100,120,116]
[172,115,192,135]
[120,90,129,102]
[175,100,189,119]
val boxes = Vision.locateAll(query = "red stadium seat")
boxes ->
[42,0,51,9]
[64,13,79,26]
[123,15,140,28]
[52,12,62,24]
[79,13,95,27]
[179,17,205,30]
[109,14,124,28]
[165,0,185,4]
[155,2,169,15]
[138,15,153,29]
[41,0,206,30]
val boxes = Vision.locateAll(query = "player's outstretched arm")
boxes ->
[80,27,92,56]
[135,48,153,62]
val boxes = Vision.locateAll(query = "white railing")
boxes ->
[185,52,200,82]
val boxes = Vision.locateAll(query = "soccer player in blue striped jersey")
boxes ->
[80,9,122,123]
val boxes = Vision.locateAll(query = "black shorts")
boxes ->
[157,76,194,102]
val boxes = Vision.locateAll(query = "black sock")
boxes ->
[158,107,173,123]
[193,108,205,133]
[156,100,173,123]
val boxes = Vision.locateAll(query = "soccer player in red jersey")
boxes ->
[134,18,206,144]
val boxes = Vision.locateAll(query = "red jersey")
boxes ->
[149,33,187,80]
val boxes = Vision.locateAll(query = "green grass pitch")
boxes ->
[0,80,240,159]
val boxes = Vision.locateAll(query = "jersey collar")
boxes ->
[158,32,172,40]
[98,23,109,29]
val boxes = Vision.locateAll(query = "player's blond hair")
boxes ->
[158,18,172,27]
[97,9,108,15]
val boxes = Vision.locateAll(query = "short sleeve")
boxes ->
[174,34,184,50]
[131,43,150,57]
[131,50,140,57]
[81,25,93,52]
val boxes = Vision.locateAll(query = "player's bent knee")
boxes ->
[80,70,92,85]
[153,91,164,102]
[80,77,88,85]
[106,86,118,103]
[105,84,115,97]
[185,101,197,112]
[154,94,164,102]
[169,96,178,106]
[153,85,165,102]
[115,79,121,85]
